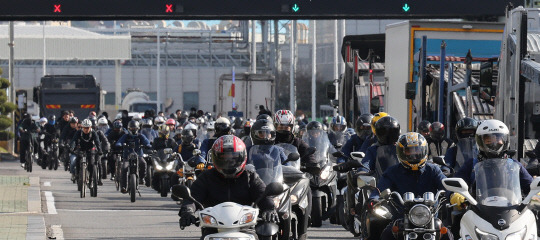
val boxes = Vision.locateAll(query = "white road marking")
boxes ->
[50,225,64,240]
[59,209,175,212]
[43,181,51,187]
[44,191,57,214]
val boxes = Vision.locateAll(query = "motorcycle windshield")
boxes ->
[331,132,351,146]
[302,129,334,165]
[455,138,478,168]
[474,158,522,207]
[275,143,301,169]
[157,148,173,161]
[248,145,284,185]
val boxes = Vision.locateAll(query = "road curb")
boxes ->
[28,177,41,213]
[27,177,46,239]
[26,215,46,240]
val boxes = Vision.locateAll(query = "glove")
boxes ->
[333,160,363,173]
[306,166,321,175]
[261,209,280,223]
[450,193,466,210]
[179,209,197,228]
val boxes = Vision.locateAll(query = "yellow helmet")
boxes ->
[158,125,170,138]
[396,132,429,171]
[371,112,389,134]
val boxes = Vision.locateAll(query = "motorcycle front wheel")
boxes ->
[90,166,98,197]
[80,163,87,198]
[311,197,323,227]
[129,173,136,202]
[160,176,169,197]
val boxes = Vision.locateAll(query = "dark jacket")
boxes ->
[200,138,217,160]
[56,119,69,135]
[18,119,39,141]
[274,133,317,166]
[152,137,178,151]
[339,134,367,163]
[70,130,102,153]
[115,133,151,157]
[181,168,274,213]
[96,130,110,153]
[359,135,377,153]
[360,144,399,180]
[179,142,198,162]
[107,129,127,151]
[60,125,77,144]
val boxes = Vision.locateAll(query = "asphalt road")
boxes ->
[1,159,356,239]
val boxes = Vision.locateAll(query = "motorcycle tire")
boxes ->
[115,161,121,191]
[185,179,193,188]
[53,156,59,171]
[146,165,153,188]
[41,155,47,169]
[26,151,32,172]
[311,197,323,227]
[64,156,69,171]
[279,216,292,240]
[90,167,98,197]
[101,160,108,179]
[129,174,136,202]
[336,195,345,228]
[160,177,169,197]
[290,211,298,240]
[80,164,87,198]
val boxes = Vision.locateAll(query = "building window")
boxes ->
[183,92,199,110]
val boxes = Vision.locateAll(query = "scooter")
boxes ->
[173,182,284,240]
[151,148,179,197]
[443,158,540,240]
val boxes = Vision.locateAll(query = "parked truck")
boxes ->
[121,89,161,114]
[218,73,274,119]
[33,75,104,118]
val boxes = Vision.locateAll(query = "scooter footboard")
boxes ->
[204,231,257,240]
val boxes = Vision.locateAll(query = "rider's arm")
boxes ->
[115,134,127,148]
[249,171,275,211]
[100,132,111,152]
[69,131,79,151]
[92,132,102,153]
[339,137,354,163]
[199,139,210,159]
[431,164,448,191]
[453,157,474,186]
[296,138,317,166]
[181,173,208,212]
[361,146,376,172]
[139,134,151,148]
[444,146,457,169]
[370,170,394,200]
[517,160,533,195]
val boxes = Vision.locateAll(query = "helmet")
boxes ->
[154,116,166,126]
[39,117,48,126]
[48,115,56,125]
[418,120,431,136]
[140,118,153,128]
[374,116,401,145]
[181,129,195,144]
[215,117,231,136]
[475,119,509,158]
[429,122,445,142]
[211,135,247,178]
[127,120,140,135]
[81,119,92,128]
[233,117,244,129]
[355,114,373,137]
[181,112,189,118]
[97,117,108,126]
[331,115,347,133]
[113,121,123,130]
[184,123,198,137]
[115,113,123,120]
[206,121,216,130]
[250,119,276,145]
[243,119,254,135]
[256,114,273,122]
[455,117,479,139]
[169,113,178,120]
[396,132,429,171]
[196,117,205,126]
[158,125,170,138]
[371,112,389,134]
[89,117,97,128]
[166,118,176,126]
[306,121,323,131]
[132,114,142,121]
[274,110,295,130]
[69,117,79,124]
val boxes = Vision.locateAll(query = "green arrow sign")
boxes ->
[292,4,299,12]
[402,3,410,12]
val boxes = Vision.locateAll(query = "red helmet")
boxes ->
[166,118,176,126]
[211,135,247,178]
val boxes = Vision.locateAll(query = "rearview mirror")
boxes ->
[265,182,284,197]
[172,184,191,200]
[351,152,365,160]
[332,151,345,158]
[282,153,300,165]
[442,178,477,205]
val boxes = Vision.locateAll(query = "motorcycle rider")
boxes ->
[428,122,454,159]
[371,132,452,240]
[338,113,373,163]
[152,125,179,151]
[328,115,350,150]
[178,129,198,162]
[97,117,109,134]
[56,110,71,134]
[69,119,102,184]
[18,113,39,168]
[115,120,152,192]
[444,117,479,172]
[200,117,231,159]
[166,118,177,137]
[248,118,287,163]
[140,118,157,143]
[106,121,127,181]
[61,117,79,177]
[273,110,318,167]
[359,112,389,153]
[179,135,278,240]
[417,120,431,140]
[154,116,166,131]
[92,118,110,185]
[240,119,254,141]
[183,123,200,147]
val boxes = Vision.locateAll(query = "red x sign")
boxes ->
[54,4,61,13]
[165,4,173,13]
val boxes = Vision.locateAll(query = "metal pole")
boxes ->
[42,22,46,76]
[261,21,268,73]
[114,22,121,110]
[157,31,161,112]
[274,20,280,77]
[8,22,15,153]
[311,20,317,121]
[289,21,295,113]
[340,20,346,74]
[438,41,446,123]
[293,20,298,113]
[333,20,339,116]
[446,63,454,137]
[251,20,257,74]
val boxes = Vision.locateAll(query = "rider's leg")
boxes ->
[138,156,147,183]
[121,160,129,190]
[69,154,78,174]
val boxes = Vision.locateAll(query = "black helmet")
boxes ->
[89,117,97,129]
[374,116,400,145]
[211,135,247,178]
[113,121,122,130]
[355,114,373,137]
[397,132,429,171]
[455,117,479,139]
[306,121,323,131]
[181,129,194,144]
[418,120,431,136]
[250,119,276,145]
[69,117,79,124]
[256,114,273,122]
[233,117,244,129]
[429,122,445,142]
[170,113,178,120]
[127,120,140,135]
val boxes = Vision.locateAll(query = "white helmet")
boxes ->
[475,119,510,158]
[206,121,215,130]
[115,113,123,120]
[81,119,93,128]
[274,110,295,127]
[97,117,108,126]
[132,113,142,121]
[39,117,48,125]
[154,116,166,126]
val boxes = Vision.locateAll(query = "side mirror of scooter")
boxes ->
[523,177,540,205]
[172,184,204,210]
[442,178,477,205]
[282,152,301,165]
[350,152,365,161]
[332,151,345,158]
[432,156,447,166]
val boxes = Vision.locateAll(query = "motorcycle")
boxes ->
[179,149,206,188]
[151,148,179,197]
[123,142,141,202]
[443,158,540,240]
[302,130,338,227]
[276,143,311,240]
[173,182,284,240]
[373,189,449,240]
[45,136,60,170]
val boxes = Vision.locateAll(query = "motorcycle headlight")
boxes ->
[290,194,298,204]
[154,160,163,171]
[320,165,331,180]
[506,226,526,240]
[475,227,499,240]
[166,161,175,170]
[374,205,391,219]
[239,212,256,225]
[408,205,431,226]
[209,237,253,240]
[273,195,282,208]
[201,213,218,226]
